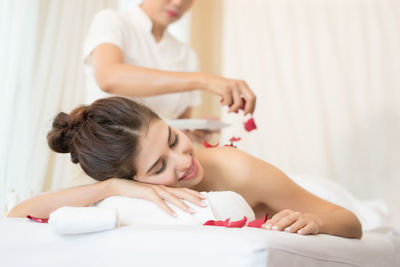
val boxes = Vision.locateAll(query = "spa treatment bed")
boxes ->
[2,176,399,267]
[0,217,399,267]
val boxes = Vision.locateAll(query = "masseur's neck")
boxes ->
[139,4,167,42]
[151,24,166,42]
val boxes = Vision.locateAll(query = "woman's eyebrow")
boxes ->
[146,126,171,174]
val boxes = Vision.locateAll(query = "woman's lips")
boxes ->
[179,158,198,181]
[166,10,178,17]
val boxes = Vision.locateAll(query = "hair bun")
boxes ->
[47,106,88,161]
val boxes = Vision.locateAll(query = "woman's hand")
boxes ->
[108,178,206,217]
[200,73,256,115]
[262,209,322,235]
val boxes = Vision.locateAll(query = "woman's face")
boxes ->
[141,0,194,27]
[133,119,203,188]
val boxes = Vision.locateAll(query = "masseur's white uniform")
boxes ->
[83,6,201,120]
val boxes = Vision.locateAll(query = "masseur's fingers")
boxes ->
[228,88,242,113]
[239,81,256,115]
[221,90,233,109]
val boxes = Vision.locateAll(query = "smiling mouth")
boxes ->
[179,160,195,181]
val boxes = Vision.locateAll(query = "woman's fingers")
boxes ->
[165,187,207,208]
[156,188,194,214]
[262,209,321,236]
[284,218,307,233]
[180,187,206,199]
[149,186,207,216]
[297,222,319,235]
[263,209,292,229]
[270,211,301,231]
[148,191,177,217]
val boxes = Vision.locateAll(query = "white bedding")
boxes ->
[1,218,399,267]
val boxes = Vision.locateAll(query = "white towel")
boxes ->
[48,206,118,235]
[96,191,255,227]
[49,191,255,235]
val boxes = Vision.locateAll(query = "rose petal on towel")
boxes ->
[247,213,268,228]
[244,117,257,132]
[229,137,241,142]
[228,216,247,228]
[203,219,226,226]
[203,141,219,148]
[27,215,49,223]
[223,218,230,227]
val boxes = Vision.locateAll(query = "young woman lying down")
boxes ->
[8,97,362,238]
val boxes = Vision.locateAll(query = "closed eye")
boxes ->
[170,133,179,148]
[155,160,166,174]
[154,130,178,175]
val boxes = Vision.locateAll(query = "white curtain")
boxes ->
[220,0,400,202]
[0,0,117,215]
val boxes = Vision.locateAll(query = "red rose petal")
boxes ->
[240,98,246,110]
[244,117,257,132]
[203,141,219,148]
[229,136,241,142]
[203,219,227,226]
[247,212,268,228]
[223,218,230,227]
[228,216,247,228]
[27,215,49,223]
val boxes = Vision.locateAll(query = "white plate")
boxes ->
[166,119,230,131]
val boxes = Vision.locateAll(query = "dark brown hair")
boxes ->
[47,97,160,181]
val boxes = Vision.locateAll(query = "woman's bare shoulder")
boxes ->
[196,146,266,188]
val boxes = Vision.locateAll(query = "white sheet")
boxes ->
[1,218,398,267]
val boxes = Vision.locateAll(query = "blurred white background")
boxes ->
[1,0,399,216]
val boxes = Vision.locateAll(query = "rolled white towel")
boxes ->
[48,206,118,235]
[97,191,255,226]
[48,191,255,235]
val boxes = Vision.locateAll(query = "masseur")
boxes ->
[83,0,256,142]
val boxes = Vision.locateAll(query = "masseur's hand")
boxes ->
[108,178,206,217]
[262,209,322,235]
[200,73,256,115]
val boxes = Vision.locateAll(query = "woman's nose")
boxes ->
[171,151,191,172]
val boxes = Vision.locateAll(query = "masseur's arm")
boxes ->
[92,44,256,115]
[7,178,205,219]
[217,147,362,239]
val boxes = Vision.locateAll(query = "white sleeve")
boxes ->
[187,48,202,107]
[83,9,124,65]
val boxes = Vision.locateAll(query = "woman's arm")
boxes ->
[7,178,205,219]
[92,44,256,115]
[214,147,362,239]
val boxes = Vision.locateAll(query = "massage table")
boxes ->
[0,217,399,267]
